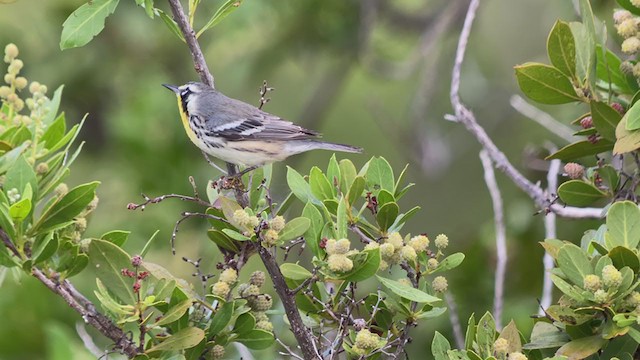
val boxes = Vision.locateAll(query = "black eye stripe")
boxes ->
[180,88,193,111]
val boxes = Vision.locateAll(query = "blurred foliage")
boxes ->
[0,0,625,359]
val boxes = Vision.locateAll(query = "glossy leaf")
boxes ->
[556,335,606,359]
[157,9,185,42]
[590,102,622,141]
[207,229,240,253]
[326,154,341,189]
[234,329,275,350]
[280,263,312,281]
[336,197,348,239]
[514,63,580,104]
[626,97,640,131]
[100,230,130,247]
[546,139,613,161]
[153,299,193,326]
[547,20,576,78]
[617,0,640,16]
[376,276,440,303]
[5,155,37,202]
[346,176,365,206]
[88,239,135,303]
[432,332,452,360]
[557,243,593,286]
[436,253,465,272]
[279,217,310,241]
[337,248,380,282]
[33,181,99,233]
[60,0,120,49]
[376,202,399,232]
[146,327,205,352]
[286,166,318,205]
[596,46,636,94]
[309,166,334,200]
[198,0,243,36]
[615,117,640,154]
[569,21,594,83]
[9,198,31,221]
[43,85,64,125]
[221,228,251,241]
[339,159,357,194]
[33,233,58,264]
[557,180,606,207]
[302,202,323,257]
[233,312,256,335]
[606,201,640,249]
[209,301,234,335]
[41,114,67,150]
[365,157,395,193]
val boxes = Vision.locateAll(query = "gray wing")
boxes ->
[199,90,320,141]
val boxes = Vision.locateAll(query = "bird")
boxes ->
[163,82,362,176]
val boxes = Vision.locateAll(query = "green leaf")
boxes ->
[209,302,234,335]
[546,139,614,161]
[598,165,619,193]
[557,180,607,207]
[281,263,312,281]
[388,206,421,233]
[5,155,37,202]
[498,320,522,353]
[146,327,205,352]
[591,102,622,141]
[43,85,64,126]
[9,198,31,222]
[436,253,465,272]
[207,229,240,253]
[617,0,640,16]
[88,239,135,304]
[279,217,310,241]
[41,113,67,150]
[376,202,399,232]
[376,275,440,303]
[365,157,395,193]
[626,97,640,131]
[233,312,256,335]
[157,9,185,42]
[606,201,640,249]
[551,274,586,301]
[309,166,334,200]
[338,248,380,282]
[33,182,99,233]
[339,159,357,193]
[100,230,130,247]
[33,233,58,264]
[336,197,348,239]
[596,46,636,94]
[376,189,395,207]
[557,243,593,286]
[524,321,570,350]
[60,0,120,50]
[326,154,341,190]
[218,196,243,229]
[221,228,251,241]
[0,142,29,174]
[197,0,243,36]
[302,202,323,257]
[556,335,606,359]
[0,205,16,242]
[346,176,365,206]
[432,332,452,360]
[615,117,640,154]
[514,63,581,104]
[476,312,496,358]
[464,313,476,350]
[570,21,594,83]
[286,166,318,205]
[234,329,274,350]
[66,253,89,277]
[153,299,193,327]
[547,20,576,79]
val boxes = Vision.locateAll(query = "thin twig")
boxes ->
[510,95,575,143]
[76,322,104,358]
[540,152,560,314]
[448,0,603,219]
[127,192,213,211]
[479,150,506,330]
[444,292,464,349]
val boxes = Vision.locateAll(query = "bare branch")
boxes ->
[444,292,464,349]
[479,150,506,330]
[448,0,603,219]
[76,322,104,358]
[510,95,574,143]
[540,153,560,314]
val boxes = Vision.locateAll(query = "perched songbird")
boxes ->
[163,82,362,173]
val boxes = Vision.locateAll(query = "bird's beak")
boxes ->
[162,84,180,93]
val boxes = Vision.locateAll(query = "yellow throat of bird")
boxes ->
[176,94,200,145]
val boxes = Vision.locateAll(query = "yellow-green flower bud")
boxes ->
[4,44,18,62]
[29,81,40,94]
[210,344,225,359]
[250,271,266,287]
[494,338,509,354]
[75,217,87,233]
[400,245,417,262]
[364,242,380,251]
[211,281,230,298]
[626,291,640,308]
[8,59,23,75]
[508,352,528,360]
[36,162,49,175]
[622,60,635,75]
[86,196,99,212]
[79,238,92,253]
[327,254,353,273]
[378,259,388,271]
[262,228,279,247]
[594,289,608,303]
[398,278,412,287]
[409,235,429,252]
[13,76,27,90]
[379,243,395,259]
[13,98,24,111]
[354,329,380,350]
[615,9,634,24]
[432,276,448,292]
[6,93,17,103]
[633,0,640,8]
[327,238,350,255]
[241,284,260,298]
[255,320,273,332]
[54,183,69,197]
[434,234,449,249]
[253,311,268,322]
[219,268,238,284]
[352,345,366,355]
[618,18,639,38]
[386,232,404,250]
[38,84,47,94]
[4,73,14,85]
[250,294,273,311]
[622,37,640,54]
[583,274,601,292]
[269,215,285,232]
[0,86,10,98]
[602,265,622,289]
[427,258,439,270]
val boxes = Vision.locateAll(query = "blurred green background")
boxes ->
[0,0,616,358]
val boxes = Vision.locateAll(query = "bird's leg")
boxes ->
[217,165,259,191]
[201,150,228,174]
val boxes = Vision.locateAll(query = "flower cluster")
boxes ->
[235,271,273,332]
[210,268,238,298]
[325,238,355,273]
[351,328,383,355]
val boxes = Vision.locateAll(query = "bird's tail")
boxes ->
[312,141,363,154]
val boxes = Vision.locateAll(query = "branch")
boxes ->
[479,150,506,331]
[448,0,603,219]
[540,152,560,314]
[444,292,464,349]
[257,246,320,360]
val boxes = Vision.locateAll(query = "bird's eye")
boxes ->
[181,88,193,97]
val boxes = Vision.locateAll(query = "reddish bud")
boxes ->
[126,203,137,210]
[580,116,593,129]
[133,281,141,293]
[319,237,328,249]
[588,134,599,144]
[138,271,149,280]
[611,102,625,115]
[121,268,135,277]
[131,255,142,267]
